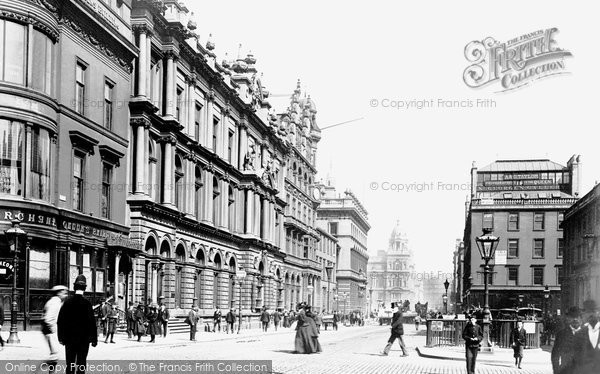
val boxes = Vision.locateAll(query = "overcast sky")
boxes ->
[188,0,600,274]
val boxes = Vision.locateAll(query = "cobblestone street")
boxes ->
[2,324,553,374]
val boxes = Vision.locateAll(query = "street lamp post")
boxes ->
[4,220,25,344]
[475,227,500,352]
[443,279,450,315]
[236,268,247,334]
[543,285,550,318]
[325,266,333,313]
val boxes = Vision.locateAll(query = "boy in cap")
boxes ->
[57,275,98,374]
[43,285,68,374]
[462,314,482,374]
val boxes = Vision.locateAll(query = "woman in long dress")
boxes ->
[294,303,322,354]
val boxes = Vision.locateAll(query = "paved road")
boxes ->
[2,324,553,374]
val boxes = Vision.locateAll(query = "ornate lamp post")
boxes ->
[4,220,25,344]
[543,285,550,318]
[325,266,333,313]
[443,279,450,314]
[475,227,500,352]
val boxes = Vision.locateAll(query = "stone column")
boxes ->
[135,119,149,195]
[162,136,175,205]
[187,74,196,138]
[136,26,148,97]
[205,91,214,152]
[220,179,229,230]
[254,194,261,237]
[245,189,254,235]
[238,122,247,169]
[261,199,269,241]
[164,51,177,117]
[145,34,152,98]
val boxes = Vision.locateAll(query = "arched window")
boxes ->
[228,257,236,308]
[228,186,235,231]
[159,240,170,300]
[213,253,222,308]
[212,177,220,226]
[175,156,184,211]
[195,247,205,308]
[195,166,203,218]
[175,244,186,308]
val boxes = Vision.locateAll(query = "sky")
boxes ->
[187,0,600,274]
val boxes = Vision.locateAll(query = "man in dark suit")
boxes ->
[551,306,581,374]
[99,299,110,338]
[260,307,270,332]
[158,296,170,338]
[462,314,483,374]
[382,303,409,356]
[573,299,600,374]
[511,319,527,369]
[57,275,98,374]
[225,308,236,334]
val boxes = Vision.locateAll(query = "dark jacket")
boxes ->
[57,294,97,346]
[213,309,222,321]
[390,311,404,335]
[158,306,170,323]
[552,325,579,374]
[273,311,281,323]
[462,322,483,348]
[573,323,600,374]
[0,304,4,325]
[260,311,270,323]
[511,327,527,347]
[226,311,236,323]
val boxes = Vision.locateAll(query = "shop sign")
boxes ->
[0,260,14,282]
[1,209,57,228]
[106,235,143,251]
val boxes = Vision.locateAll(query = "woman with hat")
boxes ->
[145,303,160,343]
[133,302,146,342]
[511,319,527,369]
[294,302,322,354]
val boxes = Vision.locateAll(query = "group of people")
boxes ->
[127,298,170,343]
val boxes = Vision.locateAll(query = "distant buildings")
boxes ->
[421,278,447,312]
[316,182,370,314]
[561,182,600,310]
[367,222,420,310]
[460,157,581,313]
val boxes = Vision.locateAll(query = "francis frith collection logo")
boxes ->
[463,28,572,92]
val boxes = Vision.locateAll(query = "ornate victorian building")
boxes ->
[0,0,138,328]
[125,0,323,317]
[316,182,370,314]
[367,222,420,310]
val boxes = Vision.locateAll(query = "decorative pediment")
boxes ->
[98,145,125,167]
[69,130,98,155]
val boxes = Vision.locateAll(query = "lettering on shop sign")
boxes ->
[2,210,57,228]
[463,28,572,92]
[0,260,15,281]
[79,0,120,31]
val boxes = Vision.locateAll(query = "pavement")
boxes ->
[0,323,554,374]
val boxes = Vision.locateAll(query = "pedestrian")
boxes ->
[333,310,339,331]
[462,314,483,374]
[283,310,289,328]
[158,296,170,338]
[414,315,421,331]
[573,299,600,374]
[551,306,581,374]
[511,319,527,369]
[42,285,68,374]
[225,308,236,334]
[382,304,409,356]
[99,299,110,338]
[273,309,281,331]
[314,310,323,332]
[57,275,98,374]
[104,303,118,344]
[133,302,146,342]
[294,302,322,354]
[146,303,160,343]
[187,305,199,341]
[260,306,270,332]
[126,301,135,338]
[213,306,222,332]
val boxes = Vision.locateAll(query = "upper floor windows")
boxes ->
[104,80,114,129]
[75,62,87,115]
[0,20,54,95]
[482,213,493,230]
[534,212,545,231]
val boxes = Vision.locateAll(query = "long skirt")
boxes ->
[294,326,322,354]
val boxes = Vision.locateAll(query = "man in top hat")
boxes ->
[573,299,600,374]
[57,275,97,374]
[158,296,170,338]
[552,306,581,374]
[43,285,68,374]
[382,303,409,357]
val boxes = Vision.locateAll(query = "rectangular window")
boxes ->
[483,213,493,230]
[75,62,86,114]
[508,266,519,285]
[104,81,114,129]
[72,153,85,211]
[558,212,564,230]
[32,29,53,95]
[194,103,202,141]
[533,267,544,285]
[534,212,545,230]
[3,21,26,85]
[212,118,219,152]
[533,239,545,258]
[508,239,519,258]
[176,87,183,122]
[29,247,51,289]
[557,238,564,258]
[329,222,338,236]
[101,163,112,219]
[30,127,51,201]
[508,213,519,231]
[69,249,79,291]
[228,130,234,163]
[556,266,562,285]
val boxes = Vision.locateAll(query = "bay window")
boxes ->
[0,119,23,195]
